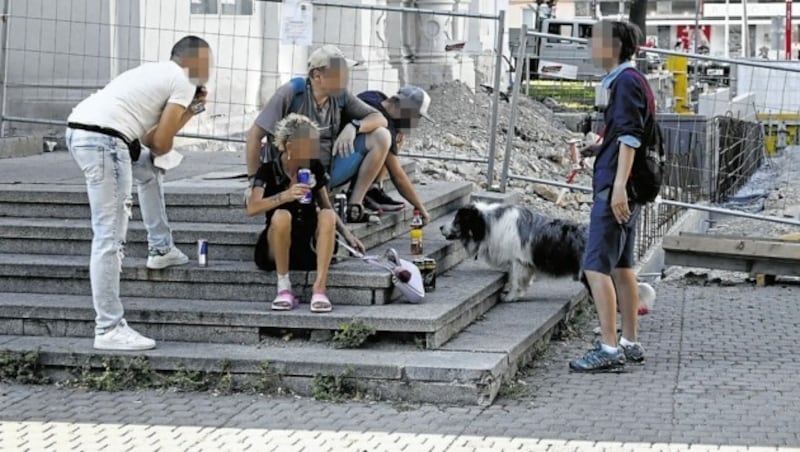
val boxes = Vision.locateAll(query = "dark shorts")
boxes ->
[582,188,641,275]
[329,134,370,189]
[254,222,318,272]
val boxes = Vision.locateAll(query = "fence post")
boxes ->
[0,0,9,137]
[485,9,505,189]
[499,24,527,192]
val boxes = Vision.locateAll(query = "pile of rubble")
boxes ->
[407,81,592,222]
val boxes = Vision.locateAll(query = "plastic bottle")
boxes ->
[410,210,424,255]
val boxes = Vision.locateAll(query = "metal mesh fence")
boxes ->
[502,28,799,261]
[0,0,504,167]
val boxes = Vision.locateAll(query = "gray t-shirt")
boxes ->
[254,79,378,168]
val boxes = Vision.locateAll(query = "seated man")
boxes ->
[351,86,434,224]
[246,45,391,223]
[246,114,365,313]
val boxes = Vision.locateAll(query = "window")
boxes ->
[191,0,253,15]
[578,24,592,39]
[547,23,573,43]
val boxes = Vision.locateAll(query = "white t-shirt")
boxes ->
[68,61,196,141]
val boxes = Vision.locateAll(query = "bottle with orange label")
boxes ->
[410,210,424,255]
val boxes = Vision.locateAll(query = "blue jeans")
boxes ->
[329,134,369,189]
[66,128,174,334]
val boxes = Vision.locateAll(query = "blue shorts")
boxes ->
[582,188,641,275]
[329,134,369,189]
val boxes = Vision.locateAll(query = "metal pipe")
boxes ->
[523,29,800,73]
[0,0,11,137]
[742,0,750,57]
[309,0,501,20]
[693,0,701,55]
[510,173,800,227]
[485,9,505,189]
[499,24,528,192]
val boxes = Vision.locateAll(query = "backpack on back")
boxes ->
[262,77,348,162]
[614,69,666,204]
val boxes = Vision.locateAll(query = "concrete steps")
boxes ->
[0,150,590,405]
[0,278,586,405]
[0,261,505,349]
[0,180,471,259]
[0,216,468,306]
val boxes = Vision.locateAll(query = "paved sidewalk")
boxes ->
[1,279,799,451]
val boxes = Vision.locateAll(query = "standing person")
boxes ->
[245,45,391,223]
[349,86,434,224]
[246,114,365,312]
[66,36,212,351]
[570,20,653,372]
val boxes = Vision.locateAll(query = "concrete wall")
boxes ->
[1,0,500,138]
[3,0,119,125]
[736,61,800,114]
[698,88,757,121]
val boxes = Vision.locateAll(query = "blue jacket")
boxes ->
[593,62,651,194]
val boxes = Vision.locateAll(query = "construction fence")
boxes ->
[0,0,505,170]
[3,2,800,261]
[501,27,800,260]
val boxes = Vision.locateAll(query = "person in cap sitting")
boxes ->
[347,86,434,224]
[246,45,391,223]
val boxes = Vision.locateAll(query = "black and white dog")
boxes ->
[440,202,587,301]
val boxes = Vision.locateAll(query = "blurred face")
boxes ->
[393,99,422,132]
[591,23,619,71]
[285,128,321,170]
[313,58,349,97]
[183,47,212,85]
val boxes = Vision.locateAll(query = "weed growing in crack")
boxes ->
[332,320,376,349]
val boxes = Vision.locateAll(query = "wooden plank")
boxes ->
[664,251,753,272]
[665,250,800,277]
[677,232,794,244]
[663,235,800,261]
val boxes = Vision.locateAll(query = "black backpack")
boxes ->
[616,69,666,204]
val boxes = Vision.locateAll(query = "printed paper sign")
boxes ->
[280,0,313,46]
[537,60,579,80]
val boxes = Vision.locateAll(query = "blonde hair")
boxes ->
[273,113,320,152]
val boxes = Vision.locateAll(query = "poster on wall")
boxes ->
[280,0,313,46]
[676,25,711,51]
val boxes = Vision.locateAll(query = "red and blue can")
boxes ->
[297,169,312,204]
[197,239,208,267]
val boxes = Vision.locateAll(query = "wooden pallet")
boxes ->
[663,233,800,286]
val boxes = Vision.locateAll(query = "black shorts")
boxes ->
[254,223,318,272]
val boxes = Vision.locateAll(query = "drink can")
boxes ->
[297,169,313,204]
[197,239,208,267]
[335,193,348,222]
[413,258,437,292]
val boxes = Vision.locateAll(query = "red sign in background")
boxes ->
[676,25,711,50]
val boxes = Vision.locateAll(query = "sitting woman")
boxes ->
[247,114,365,313]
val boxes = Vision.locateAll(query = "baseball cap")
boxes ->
[307,45,359,71]
[394,85,434,122]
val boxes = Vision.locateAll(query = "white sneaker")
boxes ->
[146,246,189,270]
[93,319,156,351]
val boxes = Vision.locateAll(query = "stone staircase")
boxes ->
[0,150,587,405]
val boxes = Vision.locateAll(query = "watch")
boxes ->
[350,119,362,130]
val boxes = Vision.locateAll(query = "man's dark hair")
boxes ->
[610,21,642,64]
[171,35,210,61]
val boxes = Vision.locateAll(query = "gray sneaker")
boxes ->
[569,341,626,373]
[621,341,646,364]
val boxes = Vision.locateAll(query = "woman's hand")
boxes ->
[345,230,366,254]
[283,183,311,202]
[610,185,631,224]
